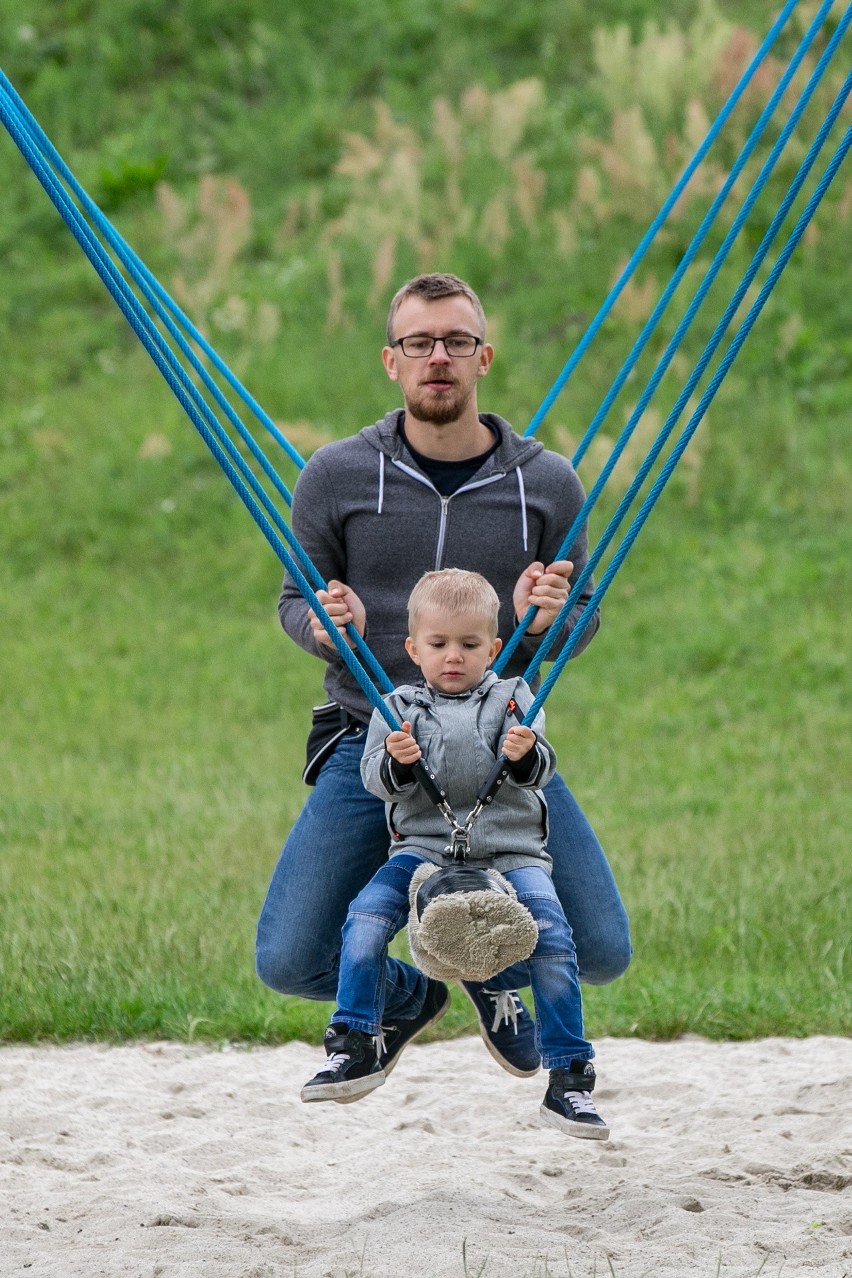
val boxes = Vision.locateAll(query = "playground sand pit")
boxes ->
[2,1035,850,1277]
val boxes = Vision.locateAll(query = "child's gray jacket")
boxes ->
[360,672,557,872]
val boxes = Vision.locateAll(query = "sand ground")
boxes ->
[1,1035,850,1278]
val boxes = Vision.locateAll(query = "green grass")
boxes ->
[1,385,847,1042]
[0,0,849,1043]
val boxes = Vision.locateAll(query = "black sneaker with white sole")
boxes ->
[379,978,451,1076]
[460,984,541,1077]
[331,979,451,1105]
[300,1023,385,1103]
[539,1060,609,1140]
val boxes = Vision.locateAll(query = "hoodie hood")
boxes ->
[360,410,544,472]
[361,411,542,546]
[392,670,502,712]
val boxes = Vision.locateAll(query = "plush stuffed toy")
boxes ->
[407,860,539,982]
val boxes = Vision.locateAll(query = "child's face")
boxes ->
[404,608,502,694]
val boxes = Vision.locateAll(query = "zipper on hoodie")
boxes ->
[435,495,450,568]
[434,481,509,568]
[390,458,504,569]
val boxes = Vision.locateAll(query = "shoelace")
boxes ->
[562,1090,598,1116]
[483,989,523,1035]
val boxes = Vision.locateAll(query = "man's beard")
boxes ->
[406,380,473,425]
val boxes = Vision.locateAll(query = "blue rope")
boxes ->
[522,117,852,727]
[1,2,842,738]
[522,60,852,684]
[0,82,297,514]
[523,0,802,440]
[0,86,396,713]
[521,102,852,720]
[0,95,298,527]
[569,0,837,469]
[495,6,851,678]
[0,69,305,478]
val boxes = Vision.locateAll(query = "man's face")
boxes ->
[382,295,493,425]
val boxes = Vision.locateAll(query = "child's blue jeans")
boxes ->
[256,734,631,1018]
[334,852,594,1068]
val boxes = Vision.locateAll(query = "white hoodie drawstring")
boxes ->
[377,451,385,514]
[516,466,528,551]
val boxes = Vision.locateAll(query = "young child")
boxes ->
[301,569,609,1139]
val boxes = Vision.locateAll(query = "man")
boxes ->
[256,273,631,1079]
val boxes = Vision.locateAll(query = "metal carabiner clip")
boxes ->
[448,827,471,863]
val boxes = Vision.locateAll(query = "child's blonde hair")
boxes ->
[407,569,500,638]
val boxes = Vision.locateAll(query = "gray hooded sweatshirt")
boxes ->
[360,672,557,872]
[279,411,599,722]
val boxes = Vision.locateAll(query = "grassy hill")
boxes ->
[0,0,849,1042]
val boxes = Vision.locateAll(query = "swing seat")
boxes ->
[407,859,539,983]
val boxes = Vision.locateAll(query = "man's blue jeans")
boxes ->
[336,853,594,1067]
[255,731,631,1021]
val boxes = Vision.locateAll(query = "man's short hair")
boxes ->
[408,569,500,638]
[387,274,487,344]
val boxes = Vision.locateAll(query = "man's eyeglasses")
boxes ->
[390,333,483,358]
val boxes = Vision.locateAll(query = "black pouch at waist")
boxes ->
[303,701,367,786]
